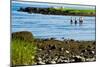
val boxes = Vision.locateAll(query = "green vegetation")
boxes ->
[58,8,95,14]
[18,7,95,16]
[11,31,37,66]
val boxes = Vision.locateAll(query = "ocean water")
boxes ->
[12,1,96,41]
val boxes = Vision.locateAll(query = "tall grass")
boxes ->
[11,31,37,66]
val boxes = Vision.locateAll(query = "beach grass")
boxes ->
[11,32,37,66]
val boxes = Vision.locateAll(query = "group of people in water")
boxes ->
[70,17,83,25]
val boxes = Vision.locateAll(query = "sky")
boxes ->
[12,1,95,10]
[12,0,96,5]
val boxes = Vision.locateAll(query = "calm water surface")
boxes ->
[12,1,96,41]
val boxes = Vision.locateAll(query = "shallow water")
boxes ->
[12,1,96,41]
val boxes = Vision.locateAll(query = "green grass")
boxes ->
[11,36,37,66]
[55,8,95,15]
[56,8,95,12]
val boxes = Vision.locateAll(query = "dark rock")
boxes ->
[49,37,56,40]
[51,45,56,50]
[73,56,83,62]
[93,41,96,45]
[43,38,49,41]
[70,39,74,41]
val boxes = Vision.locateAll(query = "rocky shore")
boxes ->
[12,31,96,66]
[34,38,96,65]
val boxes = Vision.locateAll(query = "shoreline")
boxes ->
[34,37,95,42]
[11,31,96,66]
[17,7,96,16]
[12,31,95,42]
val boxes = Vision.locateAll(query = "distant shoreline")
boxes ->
[17,7,96,16]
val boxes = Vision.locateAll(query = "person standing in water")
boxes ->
[74,17,77,25]
[79,17,83,25]
[70,17,73,24]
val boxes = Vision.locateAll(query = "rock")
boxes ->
[88,50,95,55]
[80,53,83,56]
[54,58,58,61]
[57,58,62,63]
[81,49,87,53]
[50,45,56,50]
[43,38,49,41]
[76,56,85,61]
[76,56,81,58]
[38,49,42,51]
[63,60,69,63]
[38,57,42,61]
[81,57,85,62]
[73,56,85,62]
[93,41,95,45]
[38,61,46,64]
[50,37,56,40]
[70,39,74,41]
[50,60,56,64]
[91,51,95,54]
[66,50,69,53]
[48,50,52,53]
[53,56,58,61]
[86,57,96,62]
[59,48,64,51]
[73,57,82,62]
[70,59,75,62]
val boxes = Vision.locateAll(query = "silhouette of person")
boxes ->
[79,17,83,25]
[70,17,73,24]
[75,17,77,25]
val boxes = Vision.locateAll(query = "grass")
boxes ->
[55,8,95,15]
[11,31,37,66]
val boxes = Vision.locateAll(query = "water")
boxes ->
[12,1,96,41]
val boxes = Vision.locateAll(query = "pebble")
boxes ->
[70,59,75,62]
[86,57,96,62]
[38,49,42,51]
[50,60,56,64]
[38,61,46,64]
[91,51,95,54]
[38,57,42,61]
[63,60,69,63]
[73,55,85,62]
[66,50,69,53]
